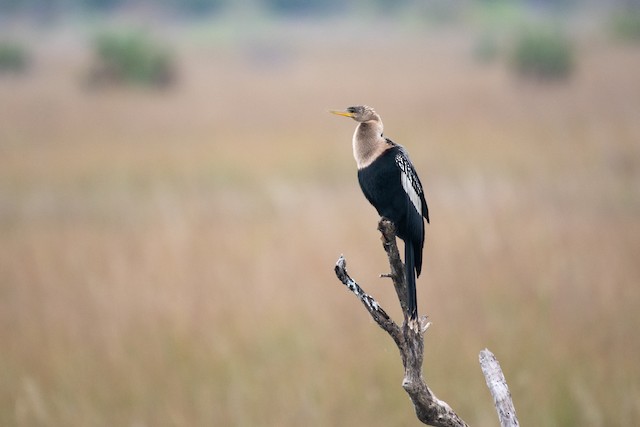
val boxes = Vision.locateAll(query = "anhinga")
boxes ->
[331,105,429,320]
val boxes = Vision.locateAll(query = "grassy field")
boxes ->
[1,20,640,426]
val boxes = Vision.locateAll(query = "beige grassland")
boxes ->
[1,26,639,426]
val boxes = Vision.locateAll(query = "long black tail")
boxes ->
[405,242,418,320]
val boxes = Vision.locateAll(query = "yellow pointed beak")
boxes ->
[330,110,355,118]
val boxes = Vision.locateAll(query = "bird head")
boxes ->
[330,105,379,123]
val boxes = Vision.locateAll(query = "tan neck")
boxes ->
[352,119,388,169]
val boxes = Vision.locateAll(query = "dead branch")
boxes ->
[479,349,520,427]
[334,219,468,427]
[333,218,519,427]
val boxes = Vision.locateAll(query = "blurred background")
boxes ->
[1,0,639,426]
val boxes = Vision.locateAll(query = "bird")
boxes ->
[331,105,429,321]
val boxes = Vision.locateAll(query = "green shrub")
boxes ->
[263,0,343,16]
[0,41,29,74]
[89,30,175,88]
[610,10,640,42]
[511,26,574,80]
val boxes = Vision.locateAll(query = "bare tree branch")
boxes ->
[333,218,469,427]
[334,256,401,344]
[334,218,520,426]
[479,349,520,427]
[377,220,409,316]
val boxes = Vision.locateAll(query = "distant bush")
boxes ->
[263,0,343,16]
[0,41,29,74]
[417,0,464,26]
[165,0,227,15]
[88,30,175,88]
[610,10,640,42]
[510,26,574,80]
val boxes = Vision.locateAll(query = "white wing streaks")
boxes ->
[395,153,422,215]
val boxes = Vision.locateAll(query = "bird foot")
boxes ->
[379,273,393,279]
[407,316,431,334]
[419,316,431,334]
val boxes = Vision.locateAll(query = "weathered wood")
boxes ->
[333,218,469,427]
[334,256,401,344]
[479,349,520,427]
[377,220,409,316]
[334,218,520,426]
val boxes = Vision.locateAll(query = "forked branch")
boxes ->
[333,218,519,427]
[334,219,468,427]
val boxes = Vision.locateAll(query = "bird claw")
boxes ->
[407,316,431,334]
[419,316,432,334]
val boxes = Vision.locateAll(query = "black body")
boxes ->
[357,142,429,319]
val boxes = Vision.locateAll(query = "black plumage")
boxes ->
[331,106,429,320]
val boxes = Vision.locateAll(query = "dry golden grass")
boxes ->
[1,23,639,426]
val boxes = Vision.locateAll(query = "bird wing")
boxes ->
[394,148,429,278]
[394,150,429,223]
